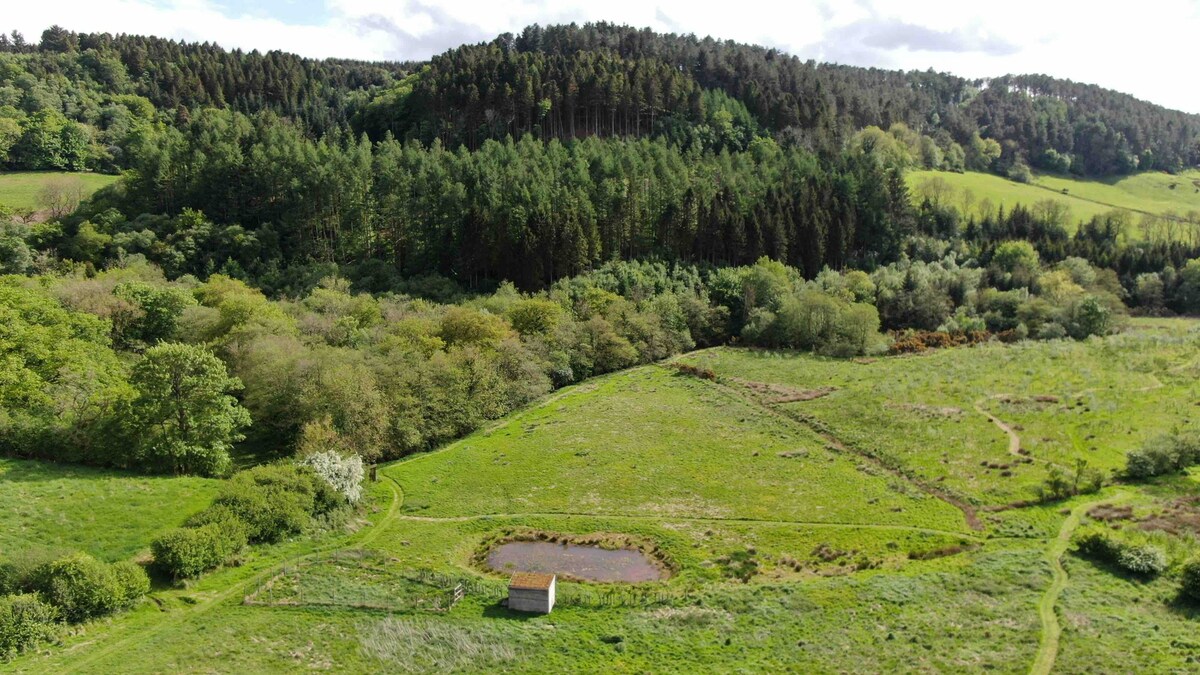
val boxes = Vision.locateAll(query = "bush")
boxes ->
[30,553,145,622]
[1125,432,1200,479]
[1179,559,1200,603]
[152,514,248,579]
[0,594,58,659]
[212,464,328,543]
[109,561,151,608]
[1073,527,1120,560]
[1117,544,1168,576]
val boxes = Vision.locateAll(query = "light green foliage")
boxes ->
[129,343,250,476]
[0,593,57,659]
[990,240,1041,289]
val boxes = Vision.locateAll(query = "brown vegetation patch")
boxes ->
[1136,497,1200,536]
[907,543,977,561]
[888,330,993,354]
[1087,503,1134,522]
[730,378,837,403]
[887,402,963,418]
[671,362,717,380]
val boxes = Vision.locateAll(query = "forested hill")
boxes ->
[360,23,1200,175]
[2,23,1199,178]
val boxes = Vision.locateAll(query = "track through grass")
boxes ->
[1029,491,1131,675]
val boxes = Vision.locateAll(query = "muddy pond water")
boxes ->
[485,541,666,582]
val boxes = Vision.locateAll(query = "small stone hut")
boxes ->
[507,572,556,613]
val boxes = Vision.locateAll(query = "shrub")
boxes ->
[1117,545,1168,576]
[1179,559,1200,603]
[299,451,364,504]
[212,464,327,543]
[30,553,141,622]
[153,515,248,579]
[1073,527,1120,560]
[1125,432,1200,479]
[109,561,151,608]
[0,594,58,659]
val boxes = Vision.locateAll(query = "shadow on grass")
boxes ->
[1164,595,1200,620]
[481,602,541,621]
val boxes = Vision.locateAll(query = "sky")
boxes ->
[7,0,1200,114]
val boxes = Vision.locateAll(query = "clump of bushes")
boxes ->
[151,516,248,580]
[152,463,353,580]
[28,554,149,623]
[1072,526,1168,577]
[1035,459,1105,502]
[1125,432,1200,479]
[0,594,58,659]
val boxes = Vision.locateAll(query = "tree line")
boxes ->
[2,23,1197,177]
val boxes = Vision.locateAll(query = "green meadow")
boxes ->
[907,169,1200,232]
[7,320,1200,673]
[0,171,119,212]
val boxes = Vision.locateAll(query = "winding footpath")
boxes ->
[1028,491,1130,675]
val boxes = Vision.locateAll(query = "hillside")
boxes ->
[8,320,1200,672]
[908,169,1200,234]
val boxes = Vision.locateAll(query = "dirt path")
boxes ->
[56,474,406,673]
[1029,491,1130,675]
[974,395,1024,458]
[704,370,984,532]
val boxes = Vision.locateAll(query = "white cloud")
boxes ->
[7,0,1200,113]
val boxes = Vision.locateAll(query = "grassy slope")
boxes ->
[0,458,219,562]
[680,321,1200,507]
[0,171,118,211]
[907,169,1200,228]
[395,366,964,531]
[9,322,1200,673]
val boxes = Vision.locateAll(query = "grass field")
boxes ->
[0,171,119,211]
[908,169,1200,232]
[0,459,219,562]
[7,321,1200,673]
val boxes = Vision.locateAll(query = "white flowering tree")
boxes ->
[300,451,364,504]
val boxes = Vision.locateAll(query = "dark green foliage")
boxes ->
[0,594,58,659]
[1072,527,1167,577]
[716,548,759,583]
[152,464,339,579]
[210,464,334,543]
[1179,559,1200,603]
[30,553,148,622]
[355,23,1199,175]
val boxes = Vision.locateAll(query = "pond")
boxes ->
[485,541,667,582]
